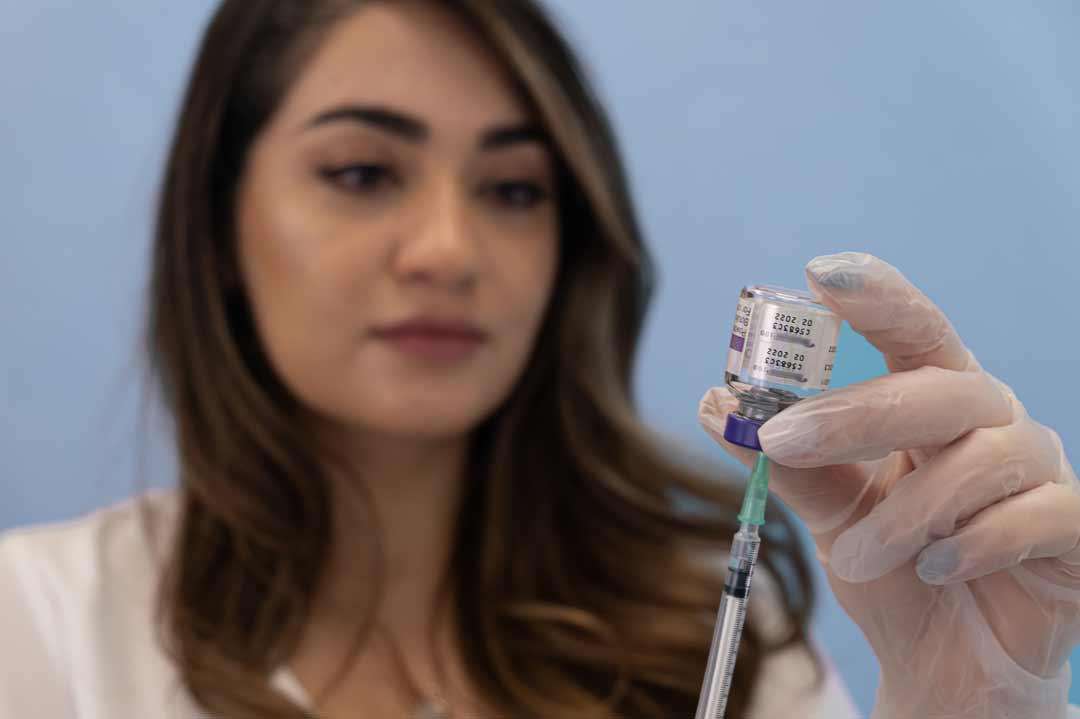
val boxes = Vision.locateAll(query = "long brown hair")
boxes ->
[140,1,822,716]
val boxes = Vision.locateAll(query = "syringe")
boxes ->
[694,452,771,719]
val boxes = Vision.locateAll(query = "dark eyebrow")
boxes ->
[302,104,551,151]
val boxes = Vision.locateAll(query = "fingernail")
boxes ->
[806,252,871,292]
[916,541,958,585]
[698,387,737,437]
[698,386,736,418]
[698,411,727,439]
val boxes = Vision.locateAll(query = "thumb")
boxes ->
[699,386,878,538]
[697,386,758,470]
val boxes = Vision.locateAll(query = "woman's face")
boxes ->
[236,1,560,442]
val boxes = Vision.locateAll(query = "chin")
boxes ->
[346,392,501,441]
[302,371,517,442]
[379,414,483,441]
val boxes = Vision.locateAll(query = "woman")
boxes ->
[1,1,1078,718]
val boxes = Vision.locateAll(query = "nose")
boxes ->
[394,175,480,293]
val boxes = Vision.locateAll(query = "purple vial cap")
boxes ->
[724,412,764,451]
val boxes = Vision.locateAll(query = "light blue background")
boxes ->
[2,2,1077,714]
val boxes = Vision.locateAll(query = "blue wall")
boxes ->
[2,2,1078,714]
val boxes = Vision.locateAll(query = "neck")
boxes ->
[314,428,472,642]
[289,423,500,714]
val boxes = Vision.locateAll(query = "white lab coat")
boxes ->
[0,487,971,719]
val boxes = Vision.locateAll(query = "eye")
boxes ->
[489,181,550,210]
[318,164,396,193]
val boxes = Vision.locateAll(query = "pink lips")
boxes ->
[371,317,489,361]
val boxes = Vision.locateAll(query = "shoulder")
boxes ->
[0,487,180,605]
[0,489,196,717]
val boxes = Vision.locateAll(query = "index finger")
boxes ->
[805,252,978,374]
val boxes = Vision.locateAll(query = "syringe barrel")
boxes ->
[694,526,760,719]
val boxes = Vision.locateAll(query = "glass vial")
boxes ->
[723,285,841,450]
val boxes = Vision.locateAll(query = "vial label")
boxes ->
[744,303,839,390]
[724,296,755,377]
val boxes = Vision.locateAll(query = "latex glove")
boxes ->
[699,252,1080,719]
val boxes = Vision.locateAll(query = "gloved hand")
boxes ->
[698,252,1080,719]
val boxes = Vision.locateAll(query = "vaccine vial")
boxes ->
[723,285,842,451]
